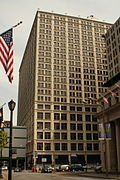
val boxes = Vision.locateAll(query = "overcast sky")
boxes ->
[0,0,120,125]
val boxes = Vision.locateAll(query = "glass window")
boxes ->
[87,143,92,150]
[86,115,91,122]
[93,133,98,140]
[70,114,76,121]
[45,143,51,150]
[45,105,51,109]
[62,143,67,150]
[78,143,83,150]
[37,112,43,120]
[37,122,43,129]
[77,124,83,130]
[70,123,76,130]
[61,106,67,110]
[37,132,43,139]
[54,133,60,139]
[78,133,83,140]
[86,133,92,140]
[71,133,76,140]
[37,143,43,150]
[61,133,67,139]
[54,123,60,130]
[61,123,67,130]
[37,104,43,109]
[45,122,51,130]
[54,143,60,150]
[45,113,51,120]
[61,113,67,120]
[93,143,99,150]
[71,143,76,150]
[86,124,91,131]
[54,113,60,120]
[45,132,51,139]
[77,114,82,121]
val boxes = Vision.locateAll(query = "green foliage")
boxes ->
[0,131,7,151]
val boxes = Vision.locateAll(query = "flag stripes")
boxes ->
[0,28,13,83]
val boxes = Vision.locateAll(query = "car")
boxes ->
[70,164,84,171]
[60,165,70,171]
[1,166,8,171]
[41,167,52,173]
[14,167,22,172]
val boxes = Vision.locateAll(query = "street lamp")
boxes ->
[8,100,16,180]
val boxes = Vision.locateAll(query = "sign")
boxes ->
[42,158,47,162]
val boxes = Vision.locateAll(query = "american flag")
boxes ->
[0,28,13,83]
[109,90,119,97]
[102,96,109,103]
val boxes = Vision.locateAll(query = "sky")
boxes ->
[0,0,120,125]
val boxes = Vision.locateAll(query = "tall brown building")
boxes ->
[17,11,112,167]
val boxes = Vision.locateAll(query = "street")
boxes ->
[8,172,116,180]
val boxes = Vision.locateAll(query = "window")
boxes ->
[37,143,43,150]
[71,133,76,140]
[45,132,51,139]
[93,143,99,150]
[37,132,43,139]
[37,112,43,120]
[78,133,83,140]
[86,124,91,131]
[77,124,83,130]
[93,133,98,140]
[61,123,67,130]
[85,107,90,112]
[45,143,51,150]
[37,104,43,109]
[70,123,76,130]
[61,114,67,120]
[70,114,76,121]
[54,133,60,139]
[62,143,67,150]
[45,105,51,109]
[87,143,92,150]
[61,133,67,139]
[93,124,98,131]
[86,133,92,140]
[45,122,51,130]
[54,113,60,120]
[86,115,91,122]
[78,143,83,150]
[45,113,51,120]
[70,106,75,111]
[77,114,82,121]
[54,105,60,110]
[54,123,60,130]
[77,107,82,111]
[92,115,97,122]
[37,122,43,129]
[54,143,60,150]
[61,106,67,110]
[71,143,76,150]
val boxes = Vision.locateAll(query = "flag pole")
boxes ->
[0,103,6,109]
[12,21,23,29]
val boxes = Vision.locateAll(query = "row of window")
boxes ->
[37,122,98,131]
[37,142,99,151]
[37,132,98,140]
[37,113,97,121]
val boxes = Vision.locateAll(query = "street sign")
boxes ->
[42,158,47,162]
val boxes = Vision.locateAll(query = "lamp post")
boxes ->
[8,100,16,180]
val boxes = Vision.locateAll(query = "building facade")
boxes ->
[98,17,120,173]
[17,11,112,167]
[2,125,26,169]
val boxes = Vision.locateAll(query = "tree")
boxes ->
[0,131,7,151]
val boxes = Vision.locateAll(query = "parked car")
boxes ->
[14,167,22,172]
[70,164,84,171]
[2,166,8,171]
[60,165,70,171]
[41,166,52,173]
